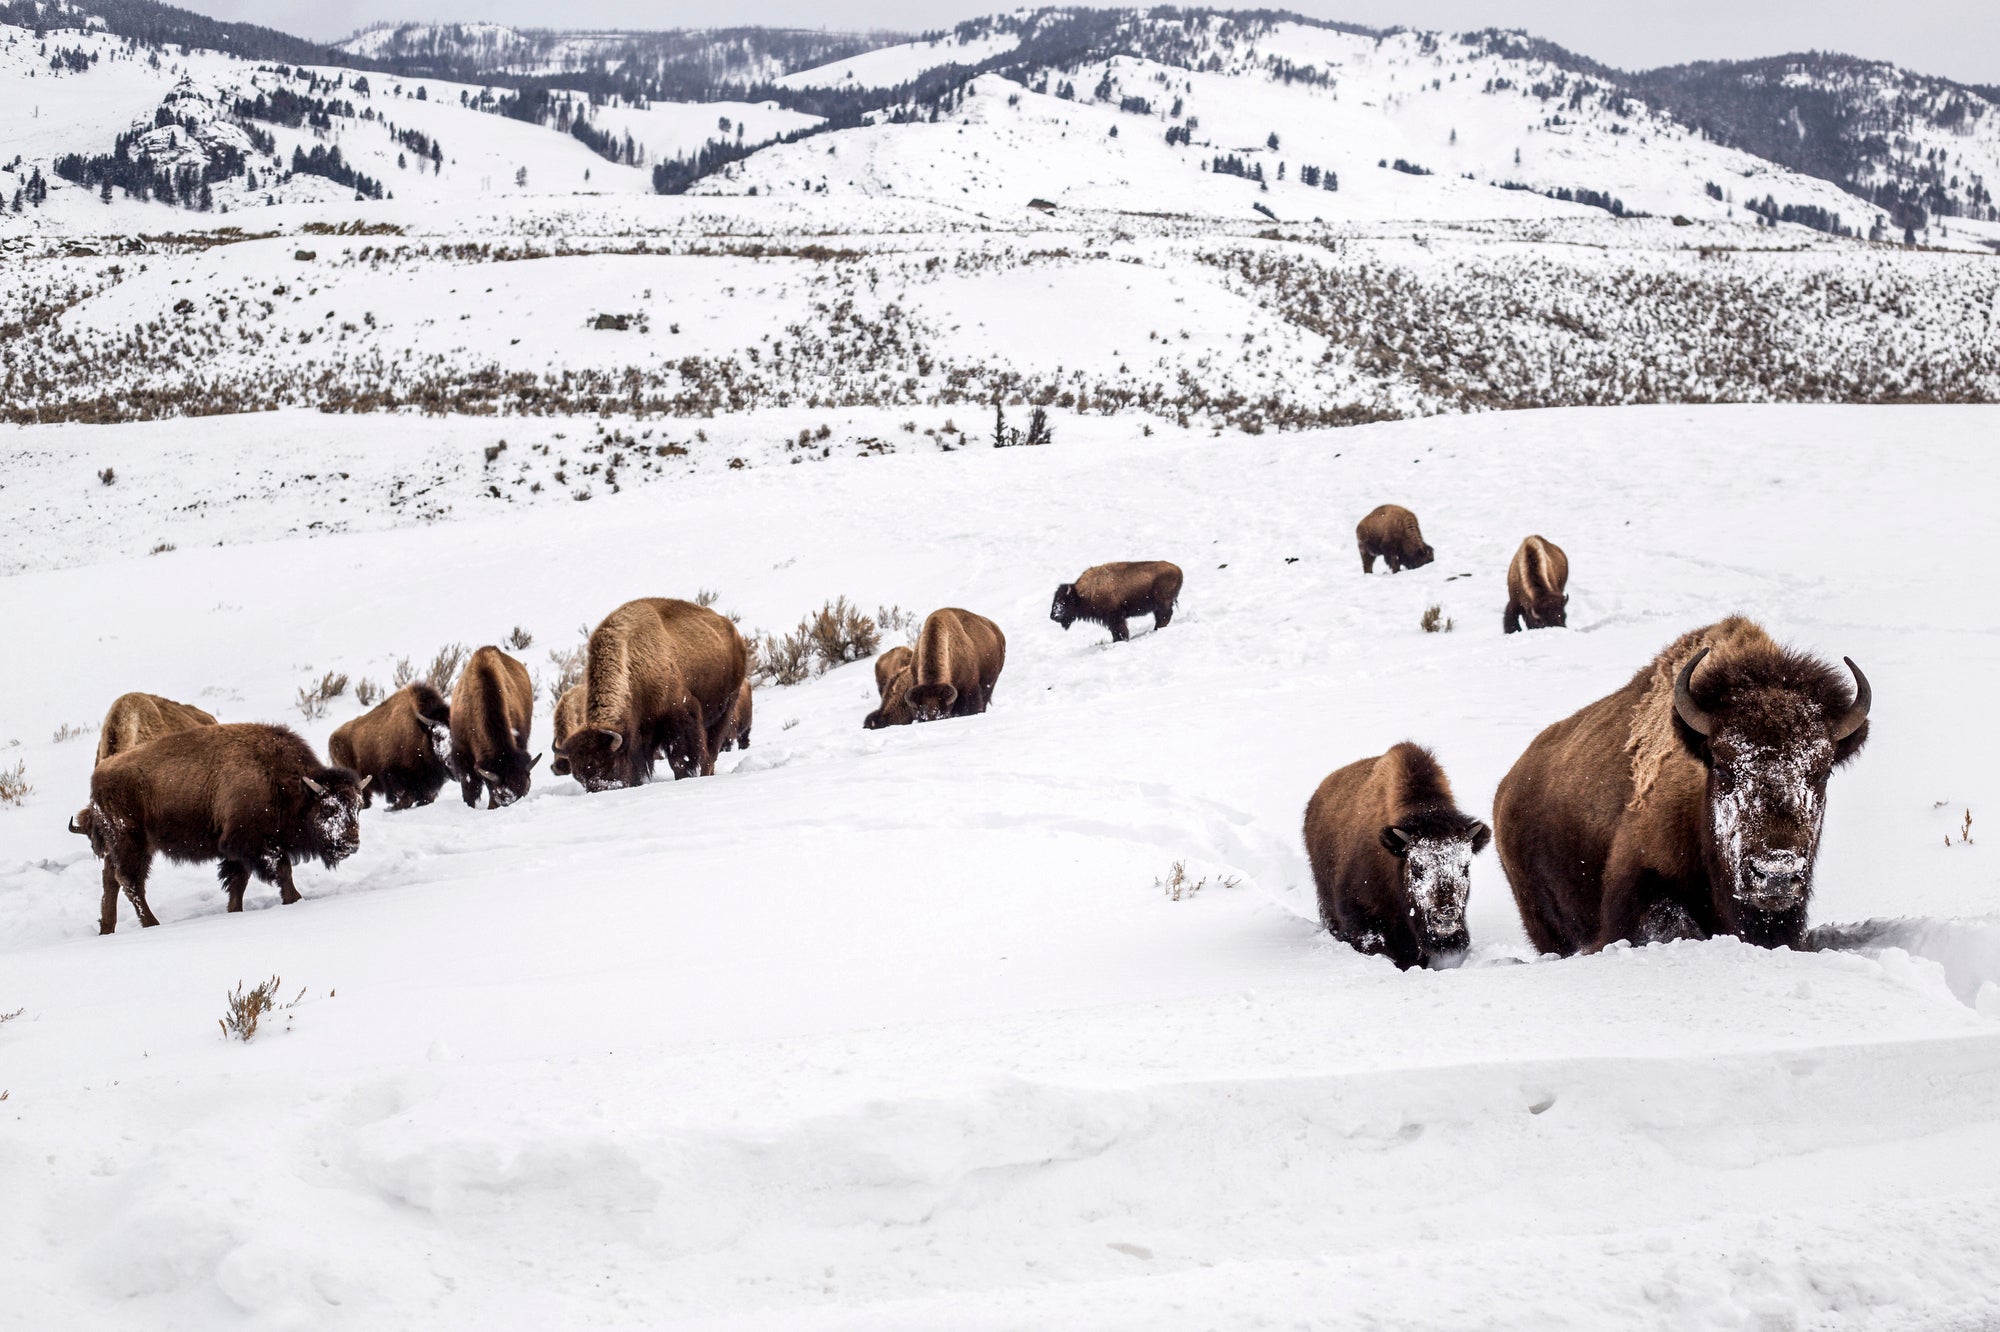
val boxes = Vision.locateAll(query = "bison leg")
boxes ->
[1503,599,1521,634]
[1107,616,1129,643]
[1635,899,1705,947]
[218,860,251,913]
[1386,552,1403,574]
[1153,603,1173,630]
[273,859,302,906]
[1592,854,1677,952]
[113,853,160,931]
[98,859,124,935]
[1358,545,1375,574]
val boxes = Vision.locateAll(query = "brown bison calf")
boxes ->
[1304,743,1490,970]
[329,682,452,811]
[554,598,748,791]
[1504,535,1569,633]
[549,685,585,777]
[1050,561,1183,642]
[864,645,915,729]
[77,723,368,934]
[94,692,218,766]
[1355,504,1435,574]
[1494,617,1870,954]
[905,609,1007,723]
[450,646,540,808]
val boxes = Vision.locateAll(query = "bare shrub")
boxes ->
[807,597,879,667]
[149,541,177,555]
[505,625,534,651]
[51,722,93,744]
[694,588,721,607]
[0,1006,21,1025]
[98,467,116,486]
[391,656,416,689]
[424,643,469,695]
[545,627,589,707]
[875,604,921,646]
[0,762,25,807]
[295,670,349,720]
[353,678,382,708]
[218,976,303,1042]
[1420,604,1454,634]
[753,625,816,687]
[1156,861,1240,901]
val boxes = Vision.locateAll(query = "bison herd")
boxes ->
[68,510,1873,967]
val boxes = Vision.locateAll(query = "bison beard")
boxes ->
[1494,617,1870,955]
[79,723,368,934]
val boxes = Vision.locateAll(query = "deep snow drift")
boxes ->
[1,403,1997,1329]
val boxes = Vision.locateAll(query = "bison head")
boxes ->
[1673,647,1870,931]
[1531,591,1569,629]
[903,683,960,723]
[463,749,541,809]
[301,770,368,866]
[1050,584,1079,629]
[1380,812,1490,962]
[557,727,645,793]
[1407,543,1436,570]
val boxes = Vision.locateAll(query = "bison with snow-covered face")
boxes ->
[554,598,747,791]
[329,682,452,810]
[1356,504,1434,574]
[1494,617,1871,955]
[903,608,1006,724]
[1304,743,1490,970]
[73,723,368,934]
[449,646,541,809]
[1503,535,1569,633]
[1050,561,1183,643]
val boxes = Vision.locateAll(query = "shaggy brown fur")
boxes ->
[1050,561,1183,642]
[1494,617,1871,955]
[78,723,367,934]
[1355,504,1435,574]
[549,685,585,777]
[720,677,754,752]
[1503,535,1570,633]
[864,646,916,730]
[905,609,1007,723]
[94,692,218,766]
[555,598,748,790]
[329,683,452,811]
[449,646,540,808]
[1304,743,1490,970]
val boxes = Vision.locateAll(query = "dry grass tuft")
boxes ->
[545,627,590,708]
[296,670,349,720]
[0,761,28,807]
[1156,860,1240,901]
[505,625,534,651]
[218,976,304,1042]
[752,598,882,686]
[51,722,93,744]
[353,678,383,708]
[1420,604,1454,634]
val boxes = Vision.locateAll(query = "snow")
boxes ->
[775,31,1023,90]
[2,402,1998,1328]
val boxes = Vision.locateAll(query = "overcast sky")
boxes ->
[184,0,1999,85]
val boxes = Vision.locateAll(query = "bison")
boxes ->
[721,676,754,752]
[1303,742,1490,970]
[553,598,748,791]
[549,684,585,777]
[905,609,1006,723]
[74,723,368,934]
[1355,504,1434,574]
[863,645,916,730]
[1050,561,1183,643]
[449,646,540,808]
[328,682,452,810]
[94,692,217,766]
[1504,535,1569,633]
[1493,617,1871,955]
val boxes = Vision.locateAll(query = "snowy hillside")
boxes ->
[2,402,1999,1328]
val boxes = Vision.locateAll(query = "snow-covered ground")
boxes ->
[2,402,1998,1329]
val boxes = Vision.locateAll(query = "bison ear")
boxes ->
[1379,826,1410,856]
[1469,821,1492,855]
[302,776,327,797]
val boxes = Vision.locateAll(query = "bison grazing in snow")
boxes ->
[449,646,540,808]
[864,645,916,729]
[905,609,1007,723]
[329,682,452,810]
[1504,535,1569,633]
[1050,561,1183,643]
[1355,504,1435,574]
[75,723,368,933]
[1494,617,1871,954]
[94,692,218,766]
[549,684,585,777]
[554,598,748,791]
[1303,743,1490,970]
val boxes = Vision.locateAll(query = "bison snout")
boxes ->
[1742,852,1808,907]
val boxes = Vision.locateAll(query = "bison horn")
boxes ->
[598,729,625,754]
[1832,657,1872,741]
[68,813,86,835]
[302,776,328,796]
[475,767,500,783]
[529,753,544,772]
[1673,648,1718,738]
[357,774,373,791]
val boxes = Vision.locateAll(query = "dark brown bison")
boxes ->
[554,598,748,791]
[1050,561,1183,642]
[549,685,585,777]
[1494,617,1871,955]
[94,692,218,766]
[74,723,368,934]
[328,682,452,810]
[864,645,915,730]
[1504,535,1569,633]
[1355,504,1434,573]
[1304,743,1490,970]
[720,677,754,752]
[905,609,1007,723]
[449,646,540,808]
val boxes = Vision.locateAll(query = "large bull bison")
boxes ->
[74,723,368,933]
[905,609,1007,723]
[1504,535,1569,633]
[1493,617,1871,954]
[553,598,748,791]
[329,682,452,810]
[1050,561,1183,643]
[549,684,584,777]
[1355,504,1434,574]
[450,646,540,808]
[1303,742,1490,970]
[863,645,915,729]
[94,692,217,765]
